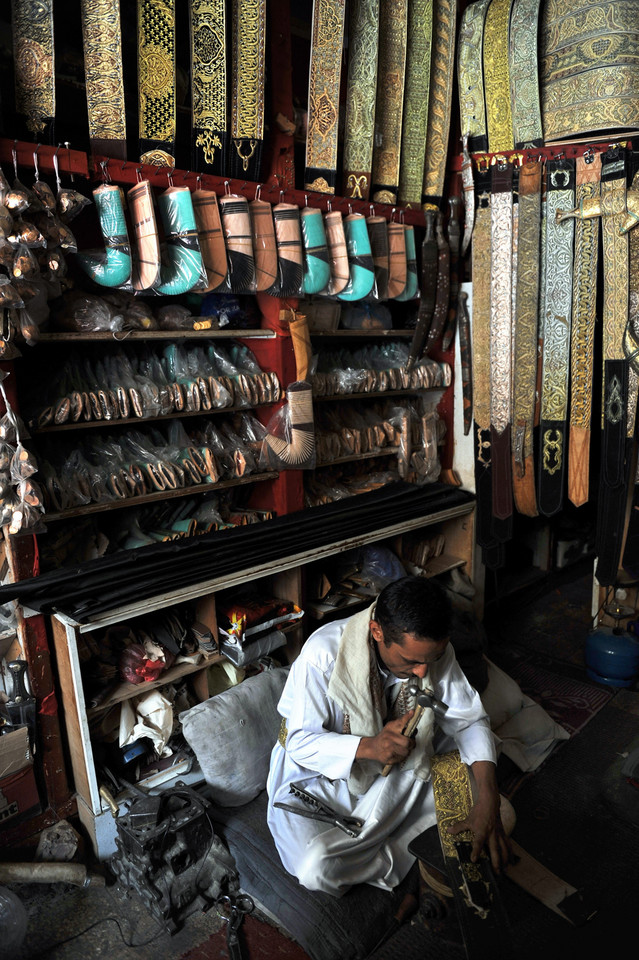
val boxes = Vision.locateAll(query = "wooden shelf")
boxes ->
[33,400,276,434]
[86,652,224,717]
[313,387,444,402]
[43,471,279,523]
[309,329,416,337]
[316,447,399,467]
[34,329,276,342]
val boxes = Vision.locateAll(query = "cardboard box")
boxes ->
[0,725,40,828]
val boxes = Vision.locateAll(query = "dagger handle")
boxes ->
[8,660,30,702]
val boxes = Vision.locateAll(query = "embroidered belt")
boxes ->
[596,148,632,586]
[190,0,227,175]
[305,0,346,195]
[489,160,514,523]
[422,0,456,206]
[421,752,515,953]
[230,0,267,182]
[471,172,504,559]
[397,0,433,206]
[541,0,639,142]
[509,0,543,148]
[12,0,55,137]
[342,0,380,201]
[457,0,490,154]
[137,0,176,167]
[81,0,127,158]
[483,0,515,154]
[538,158,575,518]
[512,159,542,518]
[371,0,408,205]
[568,153,601,508]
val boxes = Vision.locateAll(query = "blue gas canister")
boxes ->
[586,603,639,687]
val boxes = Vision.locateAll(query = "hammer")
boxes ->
[381,683,449,777]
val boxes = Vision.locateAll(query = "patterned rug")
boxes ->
[506,654,615,737]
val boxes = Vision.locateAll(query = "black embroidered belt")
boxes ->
[305,0,346,194]
[12,0,55,138]
[190,0,228,175]
[138,0,176,168]
[81,0,127,159]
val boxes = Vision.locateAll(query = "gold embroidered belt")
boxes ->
[371,0,408,205]
[541,0,639,143]
[509,0,543,148]
[190,0,227,175]
[12,0,55,136]
[457,0,490,154]
[397,0,433,206]
[138,0,176,167]
[512,159,542,518]
[342,0,380,201]
[595,147,632,587]
[538,158,575,519]
[230,0,267,182]
[483,0,515,154]
[490,160,514,523]
[422,0,456,207]
[305,0,346,195]
[568,152,601,509]
[81,0,127,158]
[424,752,515,949]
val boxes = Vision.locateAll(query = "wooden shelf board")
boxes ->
[33,401,276,434]
[43,471,279,523]
[87,653,223,716]
[418,554,466,578]
[35,329,276,342]
[314,387,444,402]
[309,329,416,337]
[316,447,399,467]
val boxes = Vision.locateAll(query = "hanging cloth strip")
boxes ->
[12,0,55,138]
[406,210,436,368]
[305,0,346,194]
[342,0,380,201]
[268,0,296,189]
[397,0,433,206]
[137,0,176,168]
[457,0,490,155]
[371,0,408,205]
[512,158,542,517]
[482,0,515,155]
[230,0,267,182]
[595,147,632,586]
[81,0,127,159]
[620,163,639,578]
[568,152,601,508]
[537,157,575,518]
[422,0,456,207]
[190,0,227,176]
[489,159,514,524]
[508,0,543,148]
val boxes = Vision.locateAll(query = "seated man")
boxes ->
[266,576,511,896]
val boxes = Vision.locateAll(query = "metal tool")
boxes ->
[381,682,449,776]
[216,893,254,960]
[4,660,37,754]
[273,781,364,837]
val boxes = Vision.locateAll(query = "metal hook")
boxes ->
[12,140,18,179]
[52,146,62,190]
[183,169,191,181]
[196,174,203,190]
[279,189,285,204]
[100,159,112,184]
[255,183,262,201]
[64,142,75,182]
[327,198,333,213]
[224,180,231,196]
[136,166,143,183]
[369,203,375,217]
[33,145,41,181]
[391,207,396,222]
[167,169,174,187]
[348,203,353,216]
[305,193,309,208]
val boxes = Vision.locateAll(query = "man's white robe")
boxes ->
[266,613,497,897]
